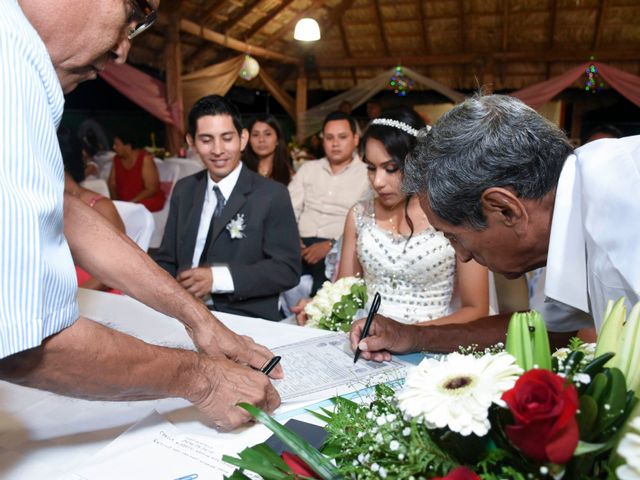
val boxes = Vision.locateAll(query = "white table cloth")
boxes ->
[0,290,340,479]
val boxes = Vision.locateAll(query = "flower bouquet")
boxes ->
[223,298,640,479]
[304,277,368,332]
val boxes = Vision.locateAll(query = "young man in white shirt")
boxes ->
[288,111,369,294]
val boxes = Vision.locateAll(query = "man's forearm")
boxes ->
[412,314,576,353]
[64,194,219,337]
[0,318,204,402]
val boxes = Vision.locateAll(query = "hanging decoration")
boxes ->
[239,55,260,81]
[584,61,605,94]
[390,65,414,96]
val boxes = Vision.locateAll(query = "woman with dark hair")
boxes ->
[244,115,292,185]
[296,107,488,326]
[108,134,165,211]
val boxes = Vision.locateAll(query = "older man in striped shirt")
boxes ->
[0,0,279,432]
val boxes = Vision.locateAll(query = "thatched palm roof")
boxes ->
[131,0,640,92]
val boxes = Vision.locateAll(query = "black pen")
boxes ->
[261,356,282,375]
[353,292,381,363]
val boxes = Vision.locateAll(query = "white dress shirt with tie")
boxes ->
[191,163,244,293]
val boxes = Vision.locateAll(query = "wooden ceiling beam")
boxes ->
[180,19,301,64]
[338,19,357,85]
[373,0,390,56]
[458,0,467,52]
[216,0,263,34]
[417,0,430,53]
[184,0,264,71]
[198,0,228,24]
[244,0,295,40]
[502,0,509,52]
[592,0,607,51]
[315,49,640,68]
[546,0,557,79]
[262,0,326,45]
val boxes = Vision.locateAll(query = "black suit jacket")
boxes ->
[154,166,301,321]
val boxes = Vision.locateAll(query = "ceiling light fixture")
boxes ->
[294,18,321,42]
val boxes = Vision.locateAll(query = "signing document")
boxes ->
[272,332,408,401]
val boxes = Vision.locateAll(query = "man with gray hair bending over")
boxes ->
[351,94,640,361]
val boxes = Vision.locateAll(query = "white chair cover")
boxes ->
[80,178,110,198]
[113,201,155,252]
[149,159,181,249]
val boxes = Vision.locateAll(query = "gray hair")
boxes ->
[403,94,573,229]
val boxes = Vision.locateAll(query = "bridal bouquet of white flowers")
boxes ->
[304,276,368,332]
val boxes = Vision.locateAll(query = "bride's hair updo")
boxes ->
[360,106,427,173]
[360,107,428,247]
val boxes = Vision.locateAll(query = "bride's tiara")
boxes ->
[370,118,420,137]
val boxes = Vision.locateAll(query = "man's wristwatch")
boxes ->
[327,239,336,248]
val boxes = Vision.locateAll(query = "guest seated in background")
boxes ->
[288,111,370,295]
[154,95,301,321]
[108,134,165,212]
[243,114,293,185]
[295,108,489,326]
[58,127,125,291]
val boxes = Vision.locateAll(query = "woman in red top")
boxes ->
[108,135,165,212]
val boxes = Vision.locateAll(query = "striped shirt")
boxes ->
[0,0,79,358]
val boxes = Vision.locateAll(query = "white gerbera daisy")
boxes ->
[396,351,522,436]
[617,414,640,479]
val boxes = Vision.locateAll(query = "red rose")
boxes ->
[501,369,579,464]
[281,451,320,478]
[431,466,480,480]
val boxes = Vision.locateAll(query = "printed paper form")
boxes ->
[272,332,408,401]
[64,412,259,480]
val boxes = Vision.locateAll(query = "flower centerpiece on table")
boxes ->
[304,276,368,332]
[223,298,640,480]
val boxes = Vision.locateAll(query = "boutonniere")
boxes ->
[226,213,246,239]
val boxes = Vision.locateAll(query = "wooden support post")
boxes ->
[164,1,184,155]
[258,69,296,119]
[296,68,308,144]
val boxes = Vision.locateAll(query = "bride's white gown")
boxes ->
[354,199,457,324]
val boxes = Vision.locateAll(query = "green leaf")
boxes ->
[586,372,608,404]
[223,443,291,479]
[577,395,599,439]
[238,403,341,480]
[574,440,608,456]
[583,352,616,378]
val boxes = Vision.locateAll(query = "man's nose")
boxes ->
[110,33,132,65]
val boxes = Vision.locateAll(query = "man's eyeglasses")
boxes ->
[127,0,157,40]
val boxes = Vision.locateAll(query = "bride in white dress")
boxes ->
[297,107,488,327]
[341,107,488,326]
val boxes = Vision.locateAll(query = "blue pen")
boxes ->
[173,474,198,480]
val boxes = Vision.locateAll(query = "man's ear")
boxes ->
[240,128,249,151]
[480,187,528,228]
[185,133,194,148]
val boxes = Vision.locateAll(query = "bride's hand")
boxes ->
[349,314,417,362]
[291,298,311,325]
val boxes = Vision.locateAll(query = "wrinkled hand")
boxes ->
[191,356,281,431]
[177,267,213,298]
[290,298,311,325]
[302,240,332,265]
[190,317,284,379]
[349,314,418,362]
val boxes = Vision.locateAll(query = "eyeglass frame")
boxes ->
[127,0,157,40]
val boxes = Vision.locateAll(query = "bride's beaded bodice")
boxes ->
[354,200,456,324]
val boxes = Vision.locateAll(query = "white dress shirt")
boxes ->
[191,163,244,293]
[545,136,640,330]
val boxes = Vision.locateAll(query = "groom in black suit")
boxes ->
[154,95,301,321]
